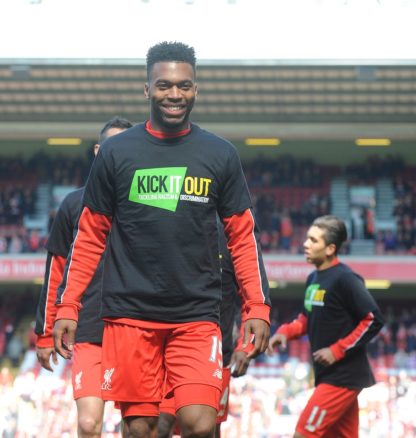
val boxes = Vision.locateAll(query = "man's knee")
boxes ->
[181,420,215,438]
[157,412,176,438]
[178,405,217,438]
[124,416,158,438]
[77,413,103,437]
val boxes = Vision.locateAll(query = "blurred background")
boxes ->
[1,0,416,437]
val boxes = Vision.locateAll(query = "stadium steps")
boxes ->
[330,177,350,222]
[349,239,376,255]
[23,183,51,234]
[375,178,396,231]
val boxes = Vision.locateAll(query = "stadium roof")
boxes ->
[0,0,415,148]
[0,63,416,144]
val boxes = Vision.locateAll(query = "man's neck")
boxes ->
[316,256,339,271]
[145,120,191,139]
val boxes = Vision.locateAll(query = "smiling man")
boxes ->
[268,215,384,438]
[53,41,271,438]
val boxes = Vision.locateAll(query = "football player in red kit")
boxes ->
[35,117,133,437]
[54,42,271,438]
[268,215,384,438]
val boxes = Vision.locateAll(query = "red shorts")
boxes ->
[296,383,361,438]
[216,367,231,424]
[101,320,223,417]
[159,380,176,416]
[72,342,102,400]
[160,367,231,425]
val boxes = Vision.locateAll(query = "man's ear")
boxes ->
[144,83,149,99]
[93,143,100,156]
[326,243,336,257]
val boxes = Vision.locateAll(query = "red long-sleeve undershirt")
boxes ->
[276,311,377,360]
[36,254,66,348]
[55,206,111,322]
[222,209,270,324]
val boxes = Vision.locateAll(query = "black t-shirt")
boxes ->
[47,188,104,344]
[303,263,383,389]
[83,123,252,323]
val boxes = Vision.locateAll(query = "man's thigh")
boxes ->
[101,322,167,404]
[164,321,223,404]
[72,342,102,399]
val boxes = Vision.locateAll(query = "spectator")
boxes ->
[383,230,398,253]
[6,335,23,368]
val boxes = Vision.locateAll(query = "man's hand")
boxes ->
[242,318,270,359]
[53,319,77,359]
[312,347,336,366]
[36,347,58,372]
[230,350,251,377]
[266,332,287,356]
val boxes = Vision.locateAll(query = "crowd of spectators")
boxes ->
[0,186,36,227]
[374,178,416,255]
[0,364,121,437]
[221,362,416,438]
[0,152,92,255]
[0,227,46,254]
[0,152,415,255]
[1,336,416,437]
[263,302,416,372]
[345,154,406,183]
[1,285,416,437]
[0,153,90,188]
[0,292,38,370]
[390,175,416,254]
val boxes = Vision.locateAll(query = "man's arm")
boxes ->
[35,191,80,370]
[53,206,111,358]
[35,252,66,371]
[222,208,271,358]
[314,273,384,367]
[231,322,253,376]
[267,313,308,355]
[314,309,384,366]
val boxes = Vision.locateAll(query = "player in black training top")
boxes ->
[268,215,384,438]
[53,41,271,438]
[35,117,133,438]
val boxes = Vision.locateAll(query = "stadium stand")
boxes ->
[1,152,415,255]
[1,42,416,437]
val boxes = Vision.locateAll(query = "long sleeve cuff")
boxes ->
[244,303,271,324]
[330,343,346,361]
[276,325,290,337]
[276,313,308,340]
[56,304,79,322]
[36,335,54,349]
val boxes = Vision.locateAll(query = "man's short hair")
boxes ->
[312,215,348,254]
[146,41,196,79]
[99,116,133,144]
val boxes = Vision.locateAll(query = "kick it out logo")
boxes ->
[128,167,212,212]
[304,283,326,312]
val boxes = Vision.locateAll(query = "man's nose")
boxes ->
[168,86,181,99]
